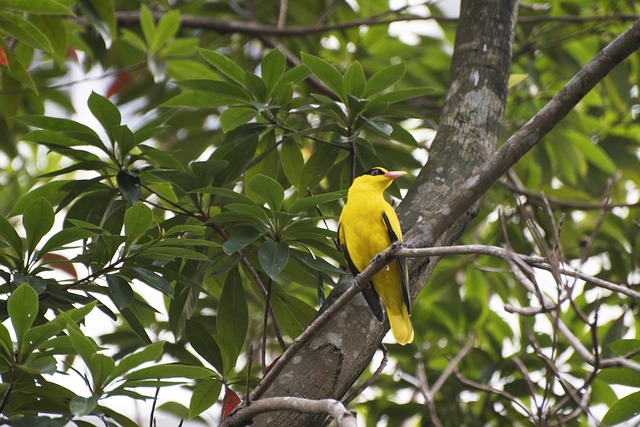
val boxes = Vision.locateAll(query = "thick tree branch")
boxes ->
[221,397,357,427]
[405,18,640,251]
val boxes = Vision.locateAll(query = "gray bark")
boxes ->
[241,1,519,426]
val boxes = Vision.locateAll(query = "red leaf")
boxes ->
[0,47,7,67]
[221,385,241,420]
[41,253,78,280]
[66,46,79,63]
[105,71,132,99]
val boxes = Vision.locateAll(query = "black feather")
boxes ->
[382,211,411,315]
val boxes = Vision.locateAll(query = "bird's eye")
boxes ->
[365,168,384,176]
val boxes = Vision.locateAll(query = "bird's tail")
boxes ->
[388,305,414,345]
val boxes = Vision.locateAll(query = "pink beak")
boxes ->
[384,171,406,180]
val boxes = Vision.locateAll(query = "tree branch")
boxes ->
[405,18,640,250]
[221,397,357,427]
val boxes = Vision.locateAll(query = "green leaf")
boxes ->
[217,267,248,353]
[106,275,134,311]
[153,10,180,52]
[288,190,345,212]
[258,240,289,280]
[90,353,115,392]
[113,125,138,158]
[23,197,54,255]
[13,273,46,294]
[0,0,74,14]
[0,12,52,53]
[248,174,284,212]
[222,230,262,255]
[300,52,345,102]
[125,363,214,381]
[0,213,23,256]
[185,320,223,374]
[368,86,435,105]
[601,391,640,426]
[124,202,153,248]
[198,49,246,85]
[38,227,95,257]
[362,62,406,98]
[88,91,121,134]
[67,323,98,375]
[17,115,104,149]
[189,379,221,419]
[219,107,257,133]
[280,139,304,189]
[139,4,155,49]
[0,323,14,362]
[108,342,164,382]
[70,395,99,417]
[117,170,141,205]
[344,61,365,97]
[262,48,286,95]
[132,267,174,297]
[271,287,316,337]
[78,0,115,49]
[8,284,38,353]
[571,136,617,175]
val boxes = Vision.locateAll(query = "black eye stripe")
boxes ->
[363,168,385,176]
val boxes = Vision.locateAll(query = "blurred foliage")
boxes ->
[0,0,639,426]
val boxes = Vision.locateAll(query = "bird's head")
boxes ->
[350,167,406,194]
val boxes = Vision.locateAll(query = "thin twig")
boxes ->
[342,345,388,406]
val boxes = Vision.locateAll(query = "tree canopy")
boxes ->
[1,0,640,426]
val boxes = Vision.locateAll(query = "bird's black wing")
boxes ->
[338,224,385,322]
[382,211,411,315]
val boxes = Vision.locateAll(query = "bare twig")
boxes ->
[221,397,357,427]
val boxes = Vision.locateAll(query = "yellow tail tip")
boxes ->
[388,307,414,345]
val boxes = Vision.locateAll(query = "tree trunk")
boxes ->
[249,1,517,425]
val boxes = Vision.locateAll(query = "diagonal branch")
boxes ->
[222,397,357,427]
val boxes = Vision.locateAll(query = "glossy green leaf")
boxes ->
[153,10,180,52]
[258,239,289,280]
[17,115,104,149]
[8,284,38,353]
[219,107,257,133]
[344,61,365,97]
[108,342,164,382]
[23,197,54,255]
[117,170,141,205]
[70,395,99,417]
[248,174,285,211]
[139,4,155,48]
[362,62,406,98]
[106,275,134,311]
[601,391,640,426]
[0,0,74,14]
[280,139,304,189]
[78,0,115,49]
[222,230,262,255]
[186,320,223,374]
[198,48,246,85]
[288,190,345,212]
[301,52,345,102]
[0,12,52,53]
[217,267,248,353]
[0,213,23,256]
[125,363,214,381]
[262,48,286,95]
[132,267,174,297]
[38,227,95,257]
[124,202,153,248]
[88,91,121,134]
[189,379,221,419]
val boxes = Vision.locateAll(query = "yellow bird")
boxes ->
[338,167,413,345]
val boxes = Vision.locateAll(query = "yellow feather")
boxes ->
[338,167,414,345]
